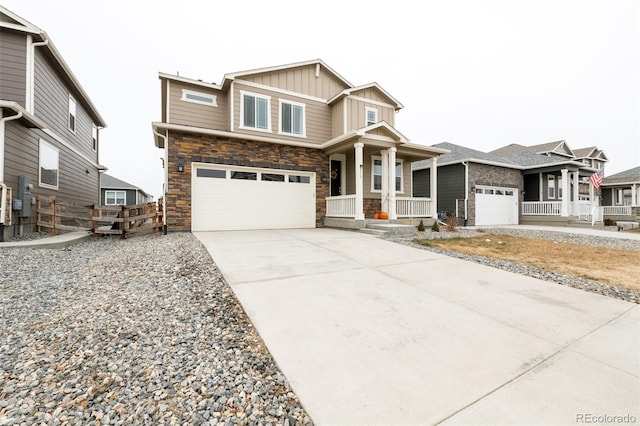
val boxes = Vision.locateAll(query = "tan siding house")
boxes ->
[153,59,446,232]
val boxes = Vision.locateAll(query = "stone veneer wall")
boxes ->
[363,198,382,218]
[466,163,523,226]
[166,131,329,231]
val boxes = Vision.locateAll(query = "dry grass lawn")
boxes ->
[415,234,640,291]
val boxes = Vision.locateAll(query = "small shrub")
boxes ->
[417,219,426,232]
[445,215,458,232]
[431,220,440,232]
[604,218,616,226]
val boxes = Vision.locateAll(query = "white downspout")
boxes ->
[26,35,49,114]
[1,111,24,231]
[462,161,468,225]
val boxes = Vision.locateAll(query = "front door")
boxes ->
[330,160,342,196]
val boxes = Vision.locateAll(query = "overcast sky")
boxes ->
[3,0,639,198]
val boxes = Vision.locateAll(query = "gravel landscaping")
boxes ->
[1,226,638,425]
[0,233,312,425]
[387,227,640,304]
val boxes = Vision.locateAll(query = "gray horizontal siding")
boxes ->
[4,121,99,208]
[33,49,98,162]
[0,29,27,105]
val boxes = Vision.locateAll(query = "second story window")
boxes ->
[366,107,378,126]
[68,95,77,133]
[240,91,270,131]
[92,124,98,152]
[279,100,305,136]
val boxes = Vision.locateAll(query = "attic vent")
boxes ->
[315,63,320,78]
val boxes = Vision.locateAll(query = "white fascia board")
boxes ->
[0,100,47,128]
[158,72,223,90]
[601,180,640,186]
[223,59,353,88]
[0,5,42,33]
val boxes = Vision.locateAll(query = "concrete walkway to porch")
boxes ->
[481,224,640,241]
[194,228,638,425]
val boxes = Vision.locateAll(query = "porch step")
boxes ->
[364,222,417,236]
[358,228,390,237]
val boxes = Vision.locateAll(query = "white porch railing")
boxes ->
[396,197,432,218]
[603,206,632,216]
[326,195,356,218]
[522,201,562,216]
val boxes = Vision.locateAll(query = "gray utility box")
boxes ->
[17,175,32,217]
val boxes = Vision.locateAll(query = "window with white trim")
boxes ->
[366,107,378,126]
[181,89,217,106]
[240,91,271,131]
[615,188,623,205]
[105,191,126,205]
[371,157,403,192]
[279,99,305,136]
[68,95,77,133]
[39,139,59,189]
[547,175,556,199]
[92,124,98,151]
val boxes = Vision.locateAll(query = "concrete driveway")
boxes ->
[194,229,639,426]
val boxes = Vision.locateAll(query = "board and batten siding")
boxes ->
[168,81,228,130]
[345,97,395,133]
[240,64,349,100]
[4,121,99,207]
[413,164,464,215]
[232,82,332,146]
[0,29,27,105]
[33,49,98,163]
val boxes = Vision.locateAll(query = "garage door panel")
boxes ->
[475,186,518,226]
[192,164,315,231]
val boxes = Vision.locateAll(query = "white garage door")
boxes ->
[192,163,316,231]
[475,186,519,226]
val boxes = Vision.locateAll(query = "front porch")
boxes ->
[521,168,605,226]
[325,194,435,220]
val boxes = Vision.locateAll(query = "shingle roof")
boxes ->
[100,174,141,191]
[414,141,601,171]
[601,166,640,185]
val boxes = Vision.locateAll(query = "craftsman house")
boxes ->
[413,141,608,226]
[600,166,640,223]
[0,6,106,240]
[152,59,446,232]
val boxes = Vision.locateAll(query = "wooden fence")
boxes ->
[92,199,163,237]
[37,196,163,238]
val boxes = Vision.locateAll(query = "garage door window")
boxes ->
[197,168,226,178]
[262,173,285,182]
[231,171,257,180]
[289,175,310,183]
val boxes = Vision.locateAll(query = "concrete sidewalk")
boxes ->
[483,224,640,241]
[0,230,92,249]
[195,229,639,425]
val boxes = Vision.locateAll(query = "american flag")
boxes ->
[589,168,604,189]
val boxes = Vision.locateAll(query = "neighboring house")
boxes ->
[600,166,640,222]
[152,59,447,232]
[0,6,106,240]
[100,173,153,206]
[413,141,607,226]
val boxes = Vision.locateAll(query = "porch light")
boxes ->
[176,160,184,173]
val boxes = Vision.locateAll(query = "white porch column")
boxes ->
[632,183,637,207]
[589,179,595,207]
[354,142,364,220]
[561,169,569,216]
[381,150,389,214]
[388,147,397,220]
[572,171,579,215]
[430,157,438,218]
